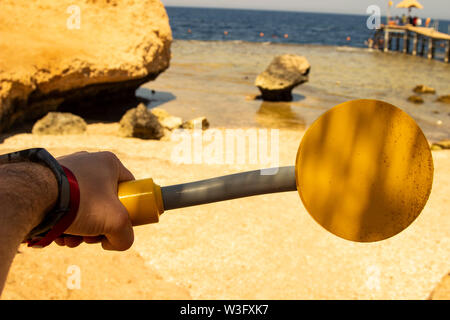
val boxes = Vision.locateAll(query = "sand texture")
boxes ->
[1,123,449,299]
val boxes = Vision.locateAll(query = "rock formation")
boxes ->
[413,85,436,94]
[0,0,172,133]
[407,95,424,104]
[182,117,210,130]
[255,54,310,101]
[151,108,183,130]
[436,95,450,104]
[32,112,87,135]
[119,104,164,140]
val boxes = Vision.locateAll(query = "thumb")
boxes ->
[101,201,134,251]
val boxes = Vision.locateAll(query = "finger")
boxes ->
[101,207,134,251]
[54,237,65,246]
[83,235,104,244]
[117,159,135,183]
[64,236,84,248]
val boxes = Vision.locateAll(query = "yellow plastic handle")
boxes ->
[117,178,164,226]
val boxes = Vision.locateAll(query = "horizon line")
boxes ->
[164,5,450,21]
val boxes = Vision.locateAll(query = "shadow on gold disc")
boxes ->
[295,99,434,242]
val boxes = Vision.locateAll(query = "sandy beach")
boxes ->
[1,39,449,299]
[1,126,449,299]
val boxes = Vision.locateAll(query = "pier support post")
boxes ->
[427,38,435,60]
[403,31,409,54]
[384,29,390,52]
[396,34,400,51]
[420,37,425,56]
[412,33,418,56]
[444,40,450,63]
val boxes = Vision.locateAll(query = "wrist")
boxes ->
[0,162,58,241]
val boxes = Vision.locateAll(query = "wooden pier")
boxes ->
[372,25,450,63]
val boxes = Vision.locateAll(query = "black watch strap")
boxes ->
[0,148,71,240]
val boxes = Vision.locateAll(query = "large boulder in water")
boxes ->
[0,0,172,133]
[255,54,310,101]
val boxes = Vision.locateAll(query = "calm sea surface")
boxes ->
[166,7,450,50]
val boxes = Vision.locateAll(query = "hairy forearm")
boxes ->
[0,162,58,295]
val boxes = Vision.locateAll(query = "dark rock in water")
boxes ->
[428,272,450,299]
[431,140,450,151]
[436,95,450,104]
[413,85,436,94]
[255,54,310,101]
[119,104,164,139]
[407,95,424,104]
[32,112,87,135]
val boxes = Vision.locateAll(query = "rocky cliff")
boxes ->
[0,0,172,132]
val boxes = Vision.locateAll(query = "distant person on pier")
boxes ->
[416,17,422,27]
[401,14,407,25]
[425,18,431,28]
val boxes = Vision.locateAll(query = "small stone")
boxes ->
[245,94,259,101]
[429,272,450,299]
[150,107,170,119]
[182,117,210,130]
[431,140,450,150]
[413,85,436,94]
[150,108,183,130]
[407,95,424,104]
[436,95,450,104]
[119,103,164,139]
[32,112,87,135]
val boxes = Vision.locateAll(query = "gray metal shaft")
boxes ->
[161,166,297,211]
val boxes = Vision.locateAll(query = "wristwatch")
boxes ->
[0,148,71,243]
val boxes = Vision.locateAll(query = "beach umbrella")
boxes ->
[396,0,424,13]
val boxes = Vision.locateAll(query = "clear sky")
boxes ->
[161,0,450,20]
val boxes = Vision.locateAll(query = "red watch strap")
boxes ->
[27,166,80,248]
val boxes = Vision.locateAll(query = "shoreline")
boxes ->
[146,39,450,142]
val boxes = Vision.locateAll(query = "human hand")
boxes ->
[56,151,135,251]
